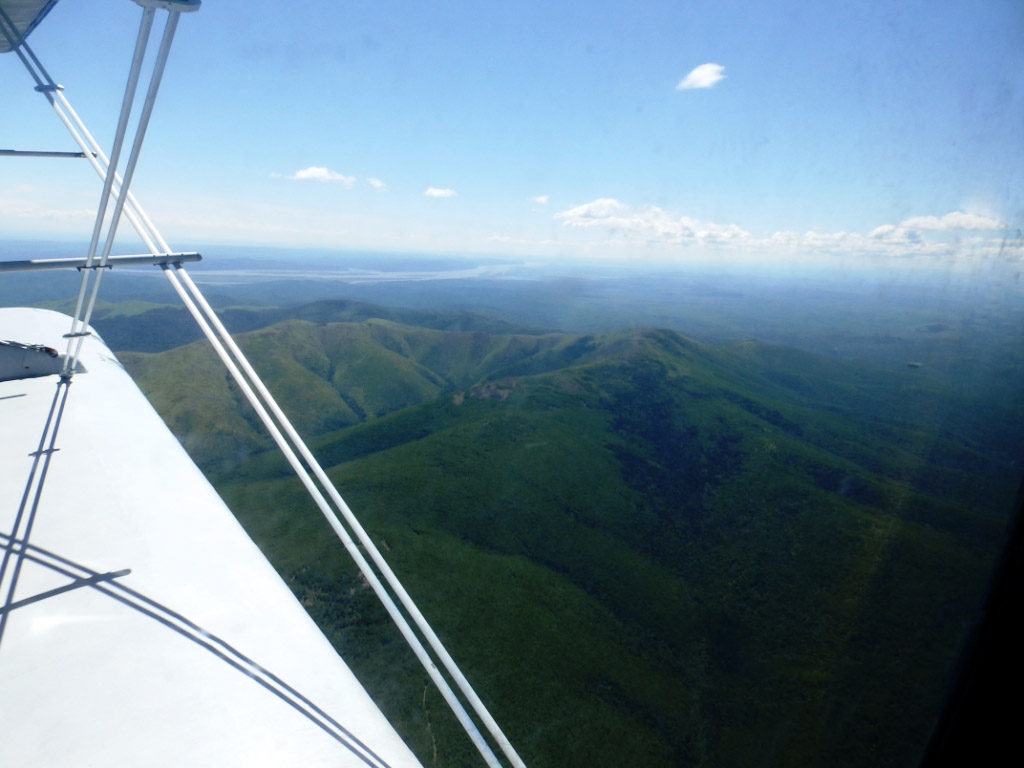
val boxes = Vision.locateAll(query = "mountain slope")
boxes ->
[120,318,610,473]
[124,318,1018,768]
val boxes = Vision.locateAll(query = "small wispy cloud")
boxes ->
[424,187,457,198]
[289,166,356,187]
[676,63,725,90]
[531,195,550,205]
[367,177,387,190]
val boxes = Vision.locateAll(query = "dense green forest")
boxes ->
[101,296,1020,768]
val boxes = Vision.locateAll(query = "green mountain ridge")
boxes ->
[117,311,1018,768]
[93,297,545,353]
[120,317,621,472]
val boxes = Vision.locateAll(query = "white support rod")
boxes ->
[159,266,505,768]
[9,33,137,225]
[63,6,156,372]
[9,32,163,256]
[0,10,149,248]
[52,90,167,252]
[95,9,180,268]
[11,19,170,278]
[74,7,154,286]
[173,266,529,768]
[22,17,169,254]
[45,96,161,254]
[0,149,88,158]
[72,9,182,371]
[0,252,201,273]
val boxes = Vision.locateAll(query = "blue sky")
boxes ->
[2,0,1022,268]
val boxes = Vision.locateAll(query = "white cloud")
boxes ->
[676,63,725,90]
[767,225,946,257]
[551,198,1018,264]
[424,187,457,198]
[556,197,628,223]
[555,198,750,245]
[367,177,387,190]
[868,224,924,243]
[290,166,356,186]
[898,211,1007,231]
[531,195,549,205]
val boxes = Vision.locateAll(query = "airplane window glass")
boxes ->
[1,1,1020,767]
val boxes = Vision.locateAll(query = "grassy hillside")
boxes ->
[122,315,1018,768]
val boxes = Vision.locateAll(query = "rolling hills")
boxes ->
[112,303,1020,768]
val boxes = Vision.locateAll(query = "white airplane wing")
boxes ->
[0,306,424,768]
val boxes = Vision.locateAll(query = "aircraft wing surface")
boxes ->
[0,307,423,768]
[0,0,61,52]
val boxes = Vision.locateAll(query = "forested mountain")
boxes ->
[57,296,537,354]
[115,307,1018,768]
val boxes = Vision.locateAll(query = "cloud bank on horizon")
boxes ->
[554,197,1015,262]
[896,212,1005,231]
